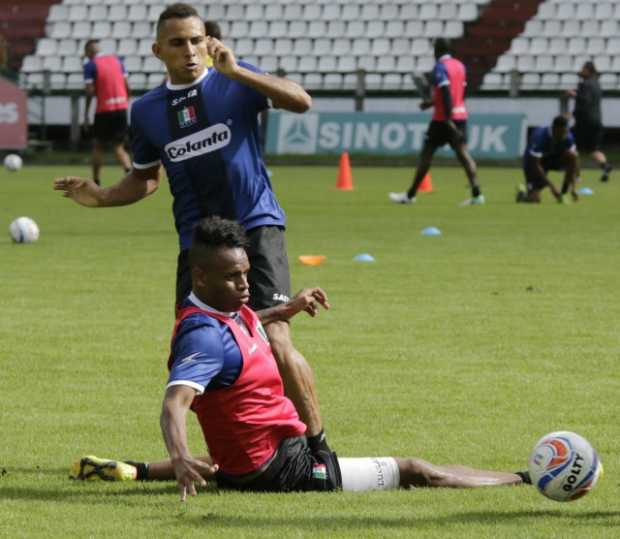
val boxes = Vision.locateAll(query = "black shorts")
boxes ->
[572,122,603,153]
[175,225,292,309]
[93,110,128,144]
[523,155,564,192]
[424,120,467,150]
[215,437,342,493]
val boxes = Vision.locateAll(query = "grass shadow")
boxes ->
[180,509,620,531]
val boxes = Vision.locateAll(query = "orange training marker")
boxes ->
[336,151,353,190]
[418,173,433,193]
[298,255,326,266]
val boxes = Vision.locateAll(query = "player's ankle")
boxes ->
[125,460,150,481]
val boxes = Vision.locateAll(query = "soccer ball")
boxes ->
[9,217,40,244]
[4,153,23,172]
[528,431,602,502]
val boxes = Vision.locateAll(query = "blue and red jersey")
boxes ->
[130,64,285,250]
[167,293,306,475]
[83,55,128,113]
[431,54,468,121]
[525,126,576,162]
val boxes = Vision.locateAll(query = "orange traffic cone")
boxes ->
[418,173,433,193]
[336,152,353,190]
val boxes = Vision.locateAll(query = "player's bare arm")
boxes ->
[161,385,219,501]
[257,287,330,325]
[206,37,311,113]
[53,167,160,208]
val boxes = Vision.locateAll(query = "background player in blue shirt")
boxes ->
[53,3,330,455]
[517,115,579,204]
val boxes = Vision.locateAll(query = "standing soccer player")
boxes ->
[83,39,132,185]
[54,3,330,455]
[567,61,612,183]
[389,38,483,206]
[516,115,579,204]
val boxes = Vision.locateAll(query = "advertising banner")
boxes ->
[266,111,527,159]
[0,76,28,149]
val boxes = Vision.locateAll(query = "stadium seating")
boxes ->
[22,0,490,92]
[482,0,620,91]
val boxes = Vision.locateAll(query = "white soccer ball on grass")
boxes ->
[4,153,23,172]
[9,217,40,244]
[528,431,603,502]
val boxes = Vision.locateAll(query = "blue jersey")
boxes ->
[130,64,285,250]
[525,126,576,162]
[167,293,243,394]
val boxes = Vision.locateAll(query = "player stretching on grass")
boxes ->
[54,3,330,456]
[71,217,530,499]
[389,38,483,207]
[516,115,579,204]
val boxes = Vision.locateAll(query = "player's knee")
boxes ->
[398,458,441,487]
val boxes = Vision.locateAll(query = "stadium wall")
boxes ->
[27,96,620,129]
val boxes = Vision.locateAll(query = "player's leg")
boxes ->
[112,143,132,173]
[560,151,579,201]
[246,226,323,437]
[175,249,192,314]
[111,111,132,173]
[449,121,483,204]
[395,458,524,488]
[388,121,439,204]
[518,158,546,203]
[337,457,525,491]
[406,143,436,200]
[91,141,104,186]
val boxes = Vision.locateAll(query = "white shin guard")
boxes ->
[337,457,400,492]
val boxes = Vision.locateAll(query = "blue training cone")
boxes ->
[577,187,594,195]
[421,226,442,236]
[353,253,375,262]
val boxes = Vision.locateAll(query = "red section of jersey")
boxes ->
[92,55,128,113]
[432,57,468,121]
[169,305,306,475]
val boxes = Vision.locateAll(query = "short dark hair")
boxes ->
[189,217,248,267]
[84,39,99,53]
[204,20,222,40]
[552,115,569,130]
[157,3,201,36]
[583,61,598,76]
[434,38,451,58]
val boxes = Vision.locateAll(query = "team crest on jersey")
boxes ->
[177,106,197,128]
[164,124,231,162]
[256,322,270,344]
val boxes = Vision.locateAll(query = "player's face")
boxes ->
[552,126,569,142]
[154,16,208,84]
[193,247,251,312]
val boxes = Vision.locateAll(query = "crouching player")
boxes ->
[71,217,529,498]
[517,115,579,204]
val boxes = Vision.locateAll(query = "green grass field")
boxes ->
[1,163,619,538]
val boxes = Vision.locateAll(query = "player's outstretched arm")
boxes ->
[257,287,330,325]
[206,37,311,113]
[53,167,160,208]
[160,385,219,501]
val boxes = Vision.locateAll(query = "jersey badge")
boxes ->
[177,105,197,129]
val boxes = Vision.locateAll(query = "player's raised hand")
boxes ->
[289,287,330,318]
[53,176,103,207]
[205,37,238,77]
[172,455,218,502]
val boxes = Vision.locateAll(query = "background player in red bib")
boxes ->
[389,38,483,206]
[83,39,132,185]
[71,217,530,499]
